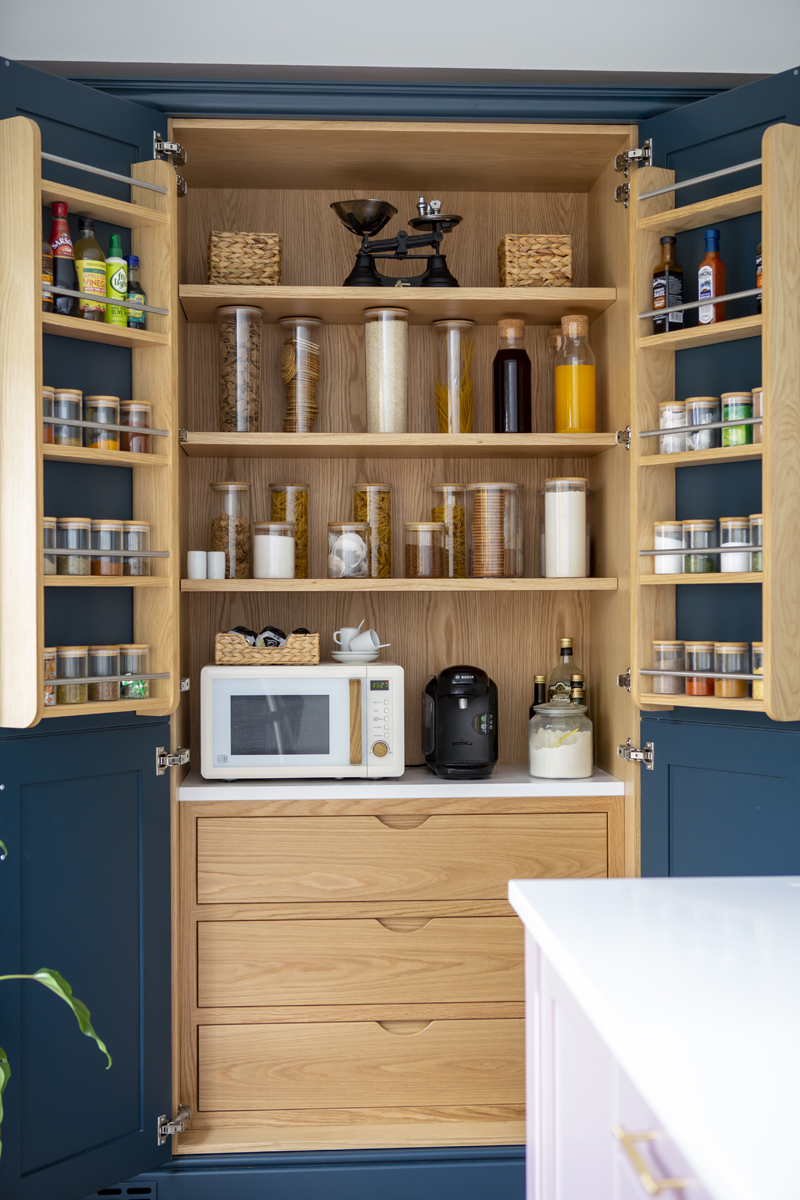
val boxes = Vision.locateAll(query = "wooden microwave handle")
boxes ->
[349,679,362,764]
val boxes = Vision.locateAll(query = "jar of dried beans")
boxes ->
[270,484,309,578]
[88,646,120,702]
[217,306,262,432]
[279,316,321,433]
[91,519,123,576]
[209,481,251,578]
[405,522,446,579]
[353,483,392,578]
[364,308,408,433]
[431,484,466,578]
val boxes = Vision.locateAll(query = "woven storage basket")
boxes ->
[215,631,319,665]
[498,234,572,287]
[208,231,282,286]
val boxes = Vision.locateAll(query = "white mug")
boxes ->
[348,628,390,654]
[207,551,226,580]
[333,620,365,651]
[187,550,207,580]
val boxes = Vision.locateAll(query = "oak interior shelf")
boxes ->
[45,576,171,587]
[637,185,762,235]
[41,697,168,719]
[44,444,170,468]
[638,444,762,468]
[640,693,765,713]
[42,311,169,349]
[40,179,168,230]
[181,577,618,594]
[638,314,762,351]
[639,572,762,586]
[180,431,619,460]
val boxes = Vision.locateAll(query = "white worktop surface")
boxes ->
[179,763,624,800]
[509,877,800,1200]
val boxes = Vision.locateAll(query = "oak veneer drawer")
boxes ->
[198,1018,524,1111]
[197,916,524,1006]
[196,814,607,903]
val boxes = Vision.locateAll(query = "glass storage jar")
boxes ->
[53,389,82,446]
[405,522,446,578]
[270,484,309,579]
[529,702,593,779]
[279,316,321,433]
[544,478,587,578]
[43,646,57,707]
[685,640,715,696]
[353,483,392,578]
[120,401,152,454]
[719,517,751,573]
[683,519,717,573]
[42,386,54,444]
[721,391,753,446]
[120,645,149,699]
[714,642,750,698]
[751,386,763,444]
[467,483,523,579]
[217,306,262,432]
[431,484,466,578]
[122,521,150,576]
[364,308,408,433]
[209,481,251,579]
[84,395,120,450]
[56,517,91,575]
[654,520,685,574]
[328,522,370,578]
[43,516,57,575]
[56,646,88,705]
[91,519,123,576]
[750,514,763,571]
[651,640,685,694]
[659,400,686,454]
[685,396,721,451]
[751,642,764,700]
[252,521,295,579]
[433,318,475,433]
[88,646,120,702]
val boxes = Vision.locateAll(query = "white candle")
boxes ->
[544,482,587,578]
[253,533,295,579]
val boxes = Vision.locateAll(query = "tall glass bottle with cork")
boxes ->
[492,319,531,432]
[555,315,596,433]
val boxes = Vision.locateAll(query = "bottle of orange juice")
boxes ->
[555,314,596,433]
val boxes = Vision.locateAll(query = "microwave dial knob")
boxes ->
[372,741,389,758]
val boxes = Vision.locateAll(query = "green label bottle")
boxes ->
[105,233,128,326]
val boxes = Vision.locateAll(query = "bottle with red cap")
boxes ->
[48,202,79,317]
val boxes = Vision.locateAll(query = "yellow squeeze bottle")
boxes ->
[555,314,596,433]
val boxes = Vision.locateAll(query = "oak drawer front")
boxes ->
[196,814,607,903]
[197,916,524,1007]
[198,1018,525,1111]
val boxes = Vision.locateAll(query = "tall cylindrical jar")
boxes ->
[405,522,446,579]
[683,519,717,573]
[279,316,321,433]
[555,314,596,434]
[750,514,763,571]
[364,308,408,433]
[431,484,466,578]
[353,483,392,578]
[544,478,588,578]
[685,641,715,696]
[217,306,262,432]
[493,319,532,433]
[433,319,474,433]
[123,520,150,576]
[270,484,309,578]
[719,517,751,573]
[209,481,251,579]
[467,483,523,578]
[654,520,685,575]
[659,401,686,454]
[252,521,295,579]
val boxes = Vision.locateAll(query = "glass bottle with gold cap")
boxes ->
[555,314,596,433]
[547,637,584,702]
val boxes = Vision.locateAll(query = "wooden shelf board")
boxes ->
[42,312,169,349]
[178,285,616,326]
[45,576,171,587]
[181,577,617,593]
[40,180,168,230]
[181,431,619,460]
[639,444,762,468]
[639,693,764,712]
[42,697,168,719]
[639,572,761,585]
[637,185,762,235]
[44,444,170,468]
[638,314,762,351]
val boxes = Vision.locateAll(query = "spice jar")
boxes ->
[252,521,295,579]
[750,514,763,571]
[122,521,150,576]
[42,386,55,444]
[120,645,150,699]
[405,522,446,578]
[84,395,120,451]
[721,391,753,446]
[719,517,751,573]
[659,401,686,454]
[683,519,717,573]
[431,484,466,578]
[752,642,764,700]
[270,484,309,579]
[651,640,685,694]
[88,646,120,702]
[433,319,475,433]
[43,516,57,575]
[529,702,593,779]
[279,316,321,433]
[120,401,152,454]
[217,306,262,432]
[467,483,523,579]
[364,308,408,433]
[56,646,88,705]
[654,520,685,575]
[751,386,763,444]
[685,641,715,696]
[53,389,82,446]
[327,521,370,578]
[91,519,123,576]
[56,517,91,575]
[209,481,251,579]
[714,642,750,698]
[544,478,587,578]
[685,396,721,451]
[43,646,57,707]
[353,483,392,578]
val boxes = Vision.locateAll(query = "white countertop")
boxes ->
[508,877,800,1200]
[179,763,624,800]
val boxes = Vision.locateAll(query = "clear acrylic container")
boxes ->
[53,389,82,447]
[721,391,752,446]
[42,386,54,445]
[685,640,715,696]
[43,646,57,707]
[654,520,685,574]
[328,522,370,578]
[120,401,152,454]
[84,395,120,451]
[529,702,593,779]
[433,319,475,433]
[120,645,150,699]
[750,514,763,571]
[752,641,764,700]
[88,646,120,701]
[353,483,392,578]
[56,517,91,575]
[43,516,57,575]
[751,386,763,444]
[270,484,309,578]
[659,400,686,454]
[252,521,295,579]
[56,646,88,705]
[685,396,721,451]
[209,481,251,579]
[683,519,717,573]
[123,520,150,576]
[719,517,751,573]
[467,483,523,579]
[651,640,685,694]
[364,308,408,433]
[91,519,123,576]
[218,306,262,432]
[544,477,588,578]
[714,642,750,698]
[405,522,446,578]
[279,316,321,433]
[431,484,467,579]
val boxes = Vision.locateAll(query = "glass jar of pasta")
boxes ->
[433,319,475,433]
[353,483,392,578]
[270,484,309,579]
[431,484,466,578]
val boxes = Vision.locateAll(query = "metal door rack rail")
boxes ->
[638,288,760,320]
[638,157,762,201]
[51,672,171,686]
[44,284,168,317]
[44,416,169,438]
[46,549,171,558]
[639,546,758,557]
[41,150,168,194]
[639,668,760,681]
[638,416,762,439]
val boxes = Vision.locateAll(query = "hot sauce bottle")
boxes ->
[756,241,763,314]
[652,235,684,333]
[48,201,79,316]
[698,228,726,325]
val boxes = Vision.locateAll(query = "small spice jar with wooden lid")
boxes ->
[88,646,120,701]
[43,647,57,707]
[719,517,751,573]
[56,646,88,705]
[654,520,685,574]
[53,389,82,446]
[56,517,91,575]
[659,401,686,454]
[123,521,150,576]
[683,519,717,573]
[120,645,150,699]
[685,641,715,696]
[91,519,123,576]
[751,642,764,700]
[751,386,764,443]
[405,522,446,579]
[433,319,475,433]
[120,401,152,453]
[651,641,685,694]
[84,395,120,450]
[714,642,750,698]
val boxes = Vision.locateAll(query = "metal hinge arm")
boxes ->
[157,1104,191,1145]
[617,739,655,770]
[617,669,632,691]
[614,140,653,173]
[156,746,190,776]
[154,132,187,167]
[616,426,632,449]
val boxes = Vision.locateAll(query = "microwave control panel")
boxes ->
[366,668,404,775]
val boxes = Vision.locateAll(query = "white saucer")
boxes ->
[331,650,380,664]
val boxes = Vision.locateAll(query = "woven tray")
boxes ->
[498,234,572,287]
[208,231,282,286]
[215,632,319,665]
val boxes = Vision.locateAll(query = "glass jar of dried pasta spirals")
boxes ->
[279,316,321,433]
[430,484,466,578]
[270,484,309,578]
[217,306,262,432]
[353,483,392,578]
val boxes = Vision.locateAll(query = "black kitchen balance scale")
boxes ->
[330,196,463,287]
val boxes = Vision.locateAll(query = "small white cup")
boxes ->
[187,550,207,580]
[333,621,365,651]
[348,628,388,654]
[207,552,226,580]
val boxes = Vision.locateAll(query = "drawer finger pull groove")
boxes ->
[375,815,431,830]
[376,917,433,932]
[377,1020,433,1035]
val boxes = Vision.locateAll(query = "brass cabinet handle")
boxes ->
[613,1126,689,1195]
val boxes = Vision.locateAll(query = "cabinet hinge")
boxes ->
[617,738,655,770]
[157,1104,191,1146]
[156,746,190,776]
[153,131,188,196]
[616,426,632,449]
[180,677,190,692]
[614,181,630,207]
[614,140,653,173]
[178,428,188,443]
[617,669,631,691]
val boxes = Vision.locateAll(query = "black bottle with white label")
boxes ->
[652,235,684,333]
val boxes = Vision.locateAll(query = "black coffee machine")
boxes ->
[422,666,498,780]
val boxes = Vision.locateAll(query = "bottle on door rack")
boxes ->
[547,637,585,702]
[756,241,762,314]
[554,315,596,433]
[41,234,53,312]
[492,319,532,433]
[105,234,128,326]
[74,218,106,321]
[47,201,79,316]
[125,255,146,330]
[652,236,684,333]
[698,229,726,325]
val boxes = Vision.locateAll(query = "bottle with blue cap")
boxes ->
[698,228,726,325]
[125,254,147,330]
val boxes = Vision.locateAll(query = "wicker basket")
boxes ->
[498,234,572,287]
[208,231,282,286]
[214,631,319,666]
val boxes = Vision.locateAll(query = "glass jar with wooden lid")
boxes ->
[431,484,466,578]
[328,522,370,578]
[42,386,55,445]
[43,516,57,575]
[750,514,763,571]
[685,641,715,696]
[467,482,523,578]
[651,640,685,694]
[682,519,717,573]
[719,517,751,573]
[120,645,150,699]
[654,520,685,574]
[751,642,764,700]
[405,522,446,579]
[218,306,262,432]
[433,319,475,433]
[43,647,57,707]
[714,642,750,698]
[91,519,123,576]
[721,392,752,446]
[56,517,91,575]
[209,481,251,578]
[270,484,309,578]
[52,389,82,447]
[88,646,120,701]
[120,401,152,453]
[56,646,88,705]
[84,395,120,451]
[122,521,150,576]
[353,483,392,578]
[279,315,321,433]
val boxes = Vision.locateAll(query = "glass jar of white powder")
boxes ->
[364,307,408,432]
[543,477,588,578]
[529,702,593,779]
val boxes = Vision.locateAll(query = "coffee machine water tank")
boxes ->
[422,665,498,780]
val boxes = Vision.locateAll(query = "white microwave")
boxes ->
[200,663,405,780]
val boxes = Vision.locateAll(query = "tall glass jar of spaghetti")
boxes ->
[433,319,474,433]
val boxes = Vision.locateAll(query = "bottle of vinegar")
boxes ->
[698,228,726,325]
[492,318,531,433]
[652,235,684,333]
[74,217,106,322]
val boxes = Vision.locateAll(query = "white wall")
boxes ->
[4,0,800,75]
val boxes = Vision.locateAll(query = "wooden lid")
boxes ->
[57,517,91,526]
[714,642,749,651]
[561,314,589,336]
[122,520,150,529]
[85,395,120,405]
[211,480,251,490]
[405,522,446,530]
[684,641,715,650]
[749,513,763,521]
[720,391,752,400]
[88,646,120,655]
[118,644,149,651]
[684,396,719,404]
[56,646,88,654]
[498,318,525,337]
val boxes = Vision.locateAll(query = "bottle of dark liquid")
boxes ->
[48,202,79,317]
[41,234,53,312]
[125,254,146,330]
[529,674,547,719]
[493,318,531,432]
[652,235,684,333]
[756,241,762,314]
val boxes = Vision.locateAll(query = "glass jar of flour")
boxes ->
[529,702,593,779]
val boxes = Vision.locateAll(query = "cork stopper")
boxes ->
[561,313,589,338]
[498,318,525,344]
[548,325,564,351]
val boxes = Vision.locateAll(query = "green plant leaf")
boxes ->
[29,970,112,1068]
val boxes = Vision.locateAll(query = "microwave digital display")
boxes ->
[370,680,389,690]
[230,694,330,756]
